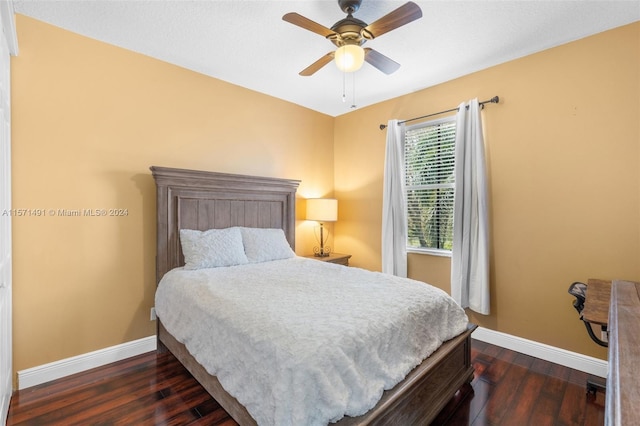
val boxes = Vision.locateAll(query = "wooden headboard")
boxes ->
[150,166,300,284]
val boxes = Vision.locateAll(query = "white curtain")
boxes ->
[451,99,490,314]
[382,119,407,277]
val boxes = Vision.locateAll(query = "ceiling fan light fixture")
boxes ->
[334,45,365,72]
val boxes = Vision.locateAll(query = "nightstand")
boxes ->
[304,253,352,266]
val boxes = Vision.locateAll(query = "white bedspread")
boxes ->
[155,257,468,426]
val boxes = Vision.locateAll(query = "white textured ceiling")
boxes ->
[12,0,640,117]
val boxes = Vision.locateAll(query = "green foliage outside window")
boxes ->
[404,118,456,252]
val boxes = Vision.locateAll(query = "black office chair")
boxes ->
[567,281,607,395]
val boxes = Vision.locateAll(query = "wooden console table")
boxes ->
[580,279,611,393]
[606,280,640,426]
[582,278,612,328]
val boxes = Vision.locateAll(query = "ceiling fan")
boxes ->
[283,0,423,76]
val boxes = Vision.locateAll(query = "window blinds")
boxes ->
[404,118,456,251]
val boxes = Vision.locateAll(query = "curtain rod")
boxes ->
[379,96,500,130]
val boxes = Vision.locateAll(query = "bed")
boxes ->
[151,165,476,426]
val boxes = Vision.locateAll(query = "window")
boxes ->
[404,116,456,254]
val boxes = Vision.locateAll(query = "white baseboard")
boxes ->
[472,327,607,378]
[15,329,606,390]
[17,336,157,390]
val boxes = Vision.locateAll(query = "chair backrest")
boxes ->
[568,281,587,314]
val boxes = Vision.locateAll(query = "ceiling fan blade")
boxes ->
[361,2,422,40]
[282,12,336,38]
[364,48,400,74]
[299,52,335,76]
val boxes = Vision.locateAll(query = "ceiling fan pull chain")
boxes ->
[342,70,347,102]
[351,72,357,109]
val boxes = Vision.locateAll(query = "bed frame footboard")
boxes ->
[159,321,476,426]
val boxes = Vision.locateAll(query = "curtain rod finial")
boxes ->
[379,124,387,130]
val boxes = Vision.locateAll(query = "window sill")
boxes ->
[407,248,452,258]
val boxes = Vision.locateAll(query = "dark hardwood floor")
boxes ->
[7,340,605,425]
[434,340,605,425]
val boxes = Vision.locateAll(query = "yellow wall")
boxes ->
[334,22,640,359]
[10,15,335,374]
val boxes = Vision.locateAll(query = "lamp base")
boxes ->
[312,223,331,257]
[313,246,331,257]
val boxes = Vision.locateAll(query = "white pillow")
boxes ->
[180,227,248,269]
[239,227,296,263]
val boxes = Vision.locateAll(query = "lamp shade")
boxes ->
[334,45,365,72]
[306,198,338,222]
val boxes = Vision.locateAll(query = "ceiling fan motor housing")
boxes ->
[330,16,368,47]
